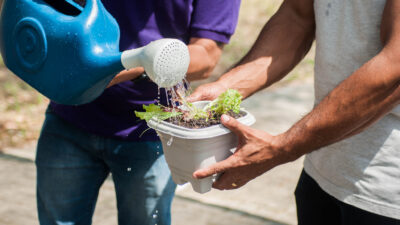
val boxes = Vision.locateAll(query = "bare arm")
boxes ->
[189,0,315,101]
[107,37,223,87]
[193,0,400,190]
[278,0,400,160]
[186,38,223,81]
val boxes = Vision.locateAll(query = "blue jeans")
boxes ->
[35,110,176,225]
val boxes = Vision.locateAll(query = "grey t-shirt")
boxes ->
[304,0,400,219]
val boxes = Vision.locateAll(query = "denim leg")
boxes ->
[104,141,176,225]
[36,112,110,225]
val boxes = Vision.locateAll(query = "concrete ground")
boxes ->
[0,154,282,225]
[0,79,314,225]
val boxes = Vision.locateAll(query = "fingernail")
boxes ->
[221,114,230,122]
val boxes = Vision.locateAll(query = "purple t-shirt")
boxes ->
[50,0,241,141]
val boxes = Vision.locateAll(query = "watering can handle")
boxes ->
[79,0,101,26]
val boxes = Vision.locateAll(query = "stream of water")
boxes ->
[155,79,192,146]
[162,79,191,107]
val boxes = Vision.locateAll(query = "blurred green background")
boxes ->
[0,0,314,149]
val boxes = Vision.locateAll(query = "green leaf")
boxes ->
[134,104,182,122]
[209,89,242,114]
[135,89,242,123]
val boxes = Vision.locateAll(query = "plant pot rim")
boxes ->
[147,101,256,139]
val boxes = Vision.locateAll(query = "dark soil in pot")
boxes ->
[165,110,246,129]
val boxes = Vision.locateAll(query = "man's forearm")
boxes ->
[277,52,400,162]
[186,38,223,81]
[276,0,400,161]
[216,0,315,98]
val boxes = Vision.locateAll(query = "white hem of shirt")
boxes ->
[304,156,400,220]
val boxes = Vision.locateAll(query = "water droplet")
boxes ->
[127,168,132,172]
[157,145,160,149]
[113,145,122,154]
[153,214,158,219]
[167,137,173,146]
[155,210,158,213]
[165,89,170,106]
[157,152,160,155]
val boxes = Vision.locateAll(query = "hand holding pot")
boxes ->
[187,81,228,102]
[193,115,288,190]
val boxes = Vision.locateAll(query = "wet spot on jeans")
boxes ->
[113,145,122,154]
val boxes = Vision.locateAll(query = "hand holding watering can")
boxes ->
[0,0,190,105]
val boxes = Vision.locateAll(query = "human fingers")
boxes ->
[187,86,214,102]
[192,155,239,179]
[187,82,226,102]
[220,115,249,138]
[212,171,246,190]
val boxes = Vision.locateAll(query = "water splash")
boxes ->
[164,88,170,107]
[169,88,178,108]
[167,136,174,146]
[156,88,161,104]
[162,79,190,109]
[113,145,122,154]
[184,78,192,91]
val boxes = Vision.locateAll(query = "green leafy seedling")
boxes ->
[135,89,242,123]
[207,89,242,114]
[135,104,181,122]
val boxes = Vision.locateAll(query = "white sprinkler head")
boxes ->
[121,39,190,88]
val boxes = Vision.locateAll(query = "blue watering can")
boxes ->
[0,0,189,105]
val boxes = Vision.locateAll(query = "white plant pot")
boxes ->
[147,101,256,193]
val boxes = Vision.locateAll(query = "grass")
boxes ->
[0,0,314,149]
